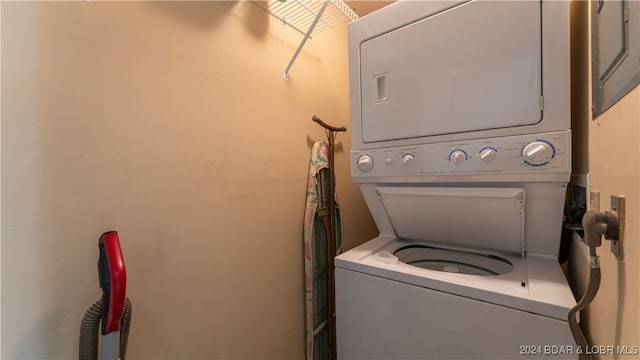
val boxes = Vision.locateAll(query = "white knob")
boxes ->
[450,150,466,164]
[402,153,415,166]
[480,149,496,162]
[522,141,554,165]
[357,155,374,172]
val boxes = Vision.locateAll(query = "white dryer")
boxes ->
[336,1,577,359]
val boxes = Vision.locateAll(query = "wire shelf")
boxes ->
[257,0,358,37]
[255,0,358,79]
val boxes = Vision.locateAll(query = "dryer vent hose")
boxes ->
[567,246,600,360]
[79,297,133,360]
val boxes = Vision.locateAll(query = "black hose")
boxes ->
[568,246,601,360]
[79,297,133,360]
[79,299,102,360]
[119,298,133,360]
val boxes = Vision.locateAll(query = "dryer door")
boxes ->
[360,1,542,143]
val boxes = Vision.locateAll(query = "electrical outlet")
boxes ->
[610,195,625,261]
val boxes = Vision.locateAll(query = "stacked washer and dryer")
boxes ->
[336,1,578,359]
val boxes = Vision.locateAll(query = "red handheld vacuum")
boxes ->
[79,231,133,360]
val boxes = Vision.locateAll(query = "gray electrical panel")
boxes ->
[591,0,640,118]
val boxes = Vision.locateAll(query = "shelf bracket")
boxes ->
[283,0,330,80]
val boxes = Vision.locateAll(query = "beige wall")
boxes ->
[569,2,640,358]
[586,86,640,358]
[1,1,376,358]
[4,1,637,359]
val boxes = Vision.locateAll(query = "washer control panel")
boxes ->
[351,131,570,178]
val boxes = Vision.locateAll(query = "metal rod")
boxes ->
[312,115,347,132]
[283,0,330,80]
[327,131,336,360]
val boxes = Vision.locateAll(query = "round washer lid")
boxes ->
[394,245,513,276]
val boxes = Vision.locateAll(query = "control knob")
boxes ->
[522,141,554,166]
[356,155,374,172]
[479,148,496,162]
[449,150,467,164]
[402,153,415,166]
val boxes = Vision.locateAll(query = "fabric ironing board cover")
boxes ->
[303,140,342,360]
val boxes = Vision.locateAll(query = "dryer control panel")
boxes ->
[351,131,571,182]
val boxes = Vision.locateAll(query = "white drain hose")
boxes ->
[567,245,600,360]
[570,210,619,360]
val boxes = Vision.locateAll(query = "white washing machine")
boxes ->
[336,1,577,359]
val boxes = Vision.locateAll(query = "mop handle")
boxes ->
[98,231,127,335]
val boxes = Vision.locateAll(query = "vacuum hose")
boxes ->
[119,297,133,359]
[79,297,133,360]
